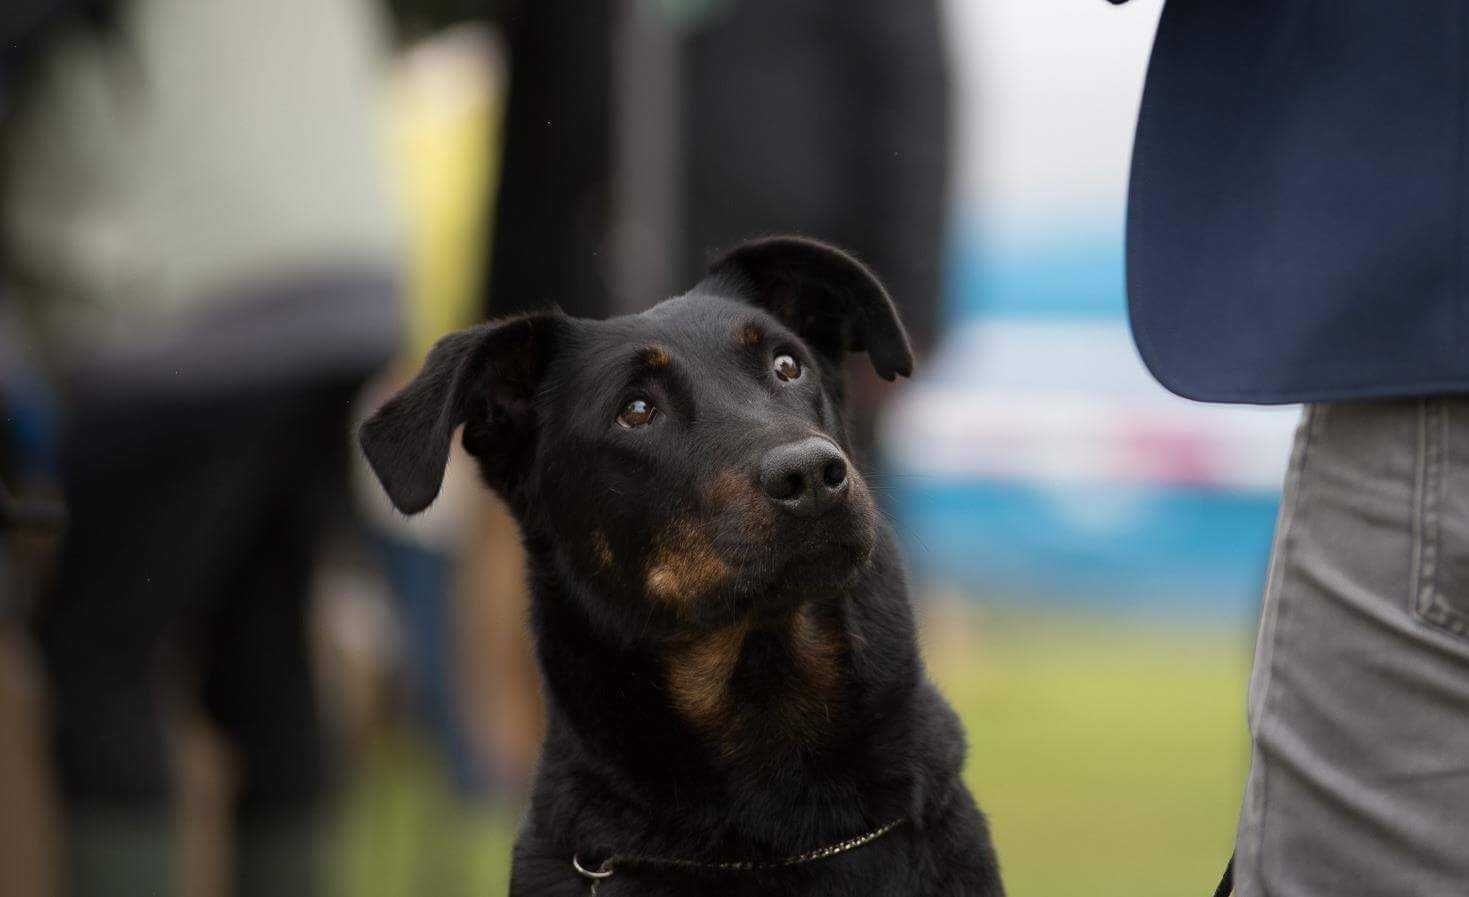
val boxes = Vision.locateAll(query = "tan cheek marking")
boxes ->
[591,530,614,570]
[736,323,764,348]
[706,468,776,541]
[644,518,730,609]
[640,345,671,368]
[707,467,747,506]
[664,619,751,731]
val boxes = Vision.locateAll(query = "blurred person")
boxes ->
[0,2,402,896]
[1110,2,1469,895]
[680,0,953,467]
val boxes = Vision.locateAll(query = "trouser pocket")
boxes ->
[1412,398,1469,638]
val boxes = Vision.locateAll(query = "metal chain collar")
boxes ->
[573,817,907,895]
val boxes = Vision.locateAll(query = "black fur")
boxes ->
[360,236,1004,896]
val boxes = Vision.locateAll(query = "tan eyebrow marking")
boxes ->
[736,323,764,348]
[644,518,730,611]
[592,530,614,569]
[640,345,671,369]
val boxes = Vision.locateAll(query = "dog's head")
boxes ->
[360,236,912,634]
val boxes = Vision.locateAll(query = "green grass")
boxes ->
[331,734,519,897]
[332,608,1252,897]
[931,609,1251,897]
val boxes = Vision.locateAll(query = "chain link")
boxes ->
[574,817,906,894]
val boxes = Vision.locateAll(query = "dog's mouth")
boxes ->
[633,465,878,626]
[775,517,876,573]
[701,503,877,614]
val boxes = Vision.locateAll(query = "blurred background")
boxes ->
[0,1,1292,895]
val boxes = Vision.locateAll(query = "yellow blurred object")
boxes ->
[388,26,506,362]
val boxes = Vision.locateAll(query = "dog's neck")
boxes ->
[524,531,927,809]
[662,599,850,763]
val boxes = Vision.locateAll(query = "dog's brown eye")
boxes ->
[617,398,656,428]
[773,354,801,381]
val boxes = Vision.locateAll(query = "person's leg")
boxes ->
[37,403,273,897]
[203,544,327,897]
[202,383,357,897]
[38,488,174,897]
[1234,398,1469,896]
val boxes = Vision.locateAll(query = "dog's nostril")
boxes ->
[759,438,851,515]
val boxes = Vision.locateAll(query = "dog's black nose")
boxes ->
[759,438,849,517]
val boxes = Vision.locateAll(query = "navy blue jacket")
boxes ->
[1117,0,1469,403]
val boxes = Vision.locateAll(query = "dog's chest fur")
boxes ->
[509,535,1003,897]
[664,601,848,761]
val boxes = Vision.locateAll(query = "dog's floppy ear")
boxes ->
[359,314,561,514]
[704,236,914,380]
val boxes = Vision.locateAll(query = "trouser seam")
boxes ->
[1247,404,1321,896]
[1413,400,1438,621]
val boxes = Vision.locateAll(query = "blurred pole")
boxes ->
[484,0,616,320]
[610,0,682,312]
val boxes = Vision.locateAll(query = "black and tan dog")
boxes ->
[359,237,1003,896]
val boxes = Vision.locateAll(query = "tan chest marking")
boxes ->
[664,605,848,758]
[665,619,752,730]
[789,604,844,698]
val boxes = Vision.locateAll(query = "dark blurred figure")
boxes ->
[0,3,402,897]
[482,0,952,456]
[681,0,953,462]
[486,0,617,321]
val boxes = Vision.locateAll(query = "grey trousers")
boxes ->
[1235,399,1469,896]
